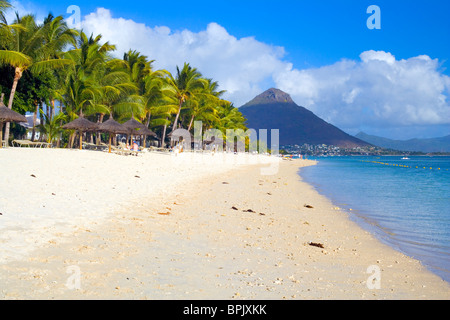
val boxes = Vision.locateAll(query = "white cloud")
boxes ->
[81,8,288,107]
[274,51,450,137]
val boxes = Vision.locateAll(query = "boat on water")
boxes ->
[401,157,410,160]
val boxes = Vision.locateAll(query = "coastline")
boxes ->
[299,156,450,283]
[0,149,449,299]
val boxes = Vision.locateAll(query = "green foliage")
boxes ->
[40,111,67,144]
[0,65,55,113]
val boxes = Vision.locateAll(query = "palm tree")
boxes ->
[154,93,181,147]
[186,78,225,131]
[40,111,67,146]
[122,50,168,128]
[57,32,115,117]
[0,0,11,24]
[123,50,152,95]
[161,63,207,134]
[56,32,117,147]
[0,13,75,142]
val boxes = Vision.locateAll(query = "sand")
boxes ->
[0,148,449,299]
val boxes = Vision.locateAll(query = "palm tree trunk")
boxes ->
[143,113,152,149]
[96,113,104,145]
[4,67,23,142]
[0,121,4,149]
[50,99,55,120]
[31,101,38,141]
[69,132,75,149]
[46,103,50,122]
[171,99,183,132]
[145,112,151,127]
[38,107,44,142]
[57,100,63,148]
[187,114,195,131]
[161,117,168,148]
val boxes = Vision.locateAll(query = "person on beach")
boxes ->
[132,140,139,151]
[174,143,180,156]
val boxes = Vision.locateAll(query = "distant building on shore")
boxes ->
[19,114,40,140]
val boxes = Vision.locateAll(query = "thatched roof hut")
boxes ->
[0,93,27,148]
[97,118,129,134]
[62,116,98,150]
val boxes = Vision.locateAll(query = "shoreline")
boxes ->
[1,149,449,299]
[298,156,450,283]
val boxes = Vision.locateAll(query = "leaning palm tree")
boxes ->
[161,63,208,133]
[186,78,225,131]
[86,58,142,138]
[142,68,166,128]
[0,13,75,141]
[152,94,180,147]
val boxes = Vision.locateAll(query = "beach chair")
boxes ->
[12,139,33,147]
[40,142,53,148]
[31,141,44,148]
[82,142,98,150]
[113,142,140,156]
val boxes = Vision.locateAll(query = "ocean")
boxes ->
[298,155,450,283]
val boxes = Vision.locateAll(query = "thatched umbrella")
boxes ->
[0,93,27,148]
[62,116,98,150]
[97,117,129,153]
[134,127,158,148]
[123,117,156,148]
[123,117,147,131]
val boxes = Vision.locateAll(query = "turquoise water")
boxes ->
[299,156,450,283]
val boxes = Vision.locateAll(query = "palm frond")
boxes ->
[0,49,31,67]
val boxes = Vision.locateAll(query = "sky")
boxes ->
[5,0,450,140]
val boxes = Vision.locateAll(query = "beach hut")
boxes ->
[0,93,27,148]
[97,117,129,153]
[62,116,98,150]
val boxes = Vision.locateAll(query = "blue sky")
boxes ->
[19,0,450,72]
[6,0,450,139]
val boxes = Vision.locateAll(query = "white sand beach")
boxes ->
[0,148,449,299]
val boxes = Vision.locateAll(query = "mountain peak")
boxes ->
[244,88,294,106]
[239,89,371,148]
